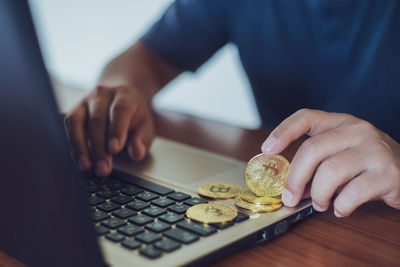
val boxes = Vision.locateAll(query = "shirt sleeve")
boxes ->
[140,0,229,72]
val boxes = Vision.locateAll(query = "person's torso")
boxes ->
[227,0,400,139]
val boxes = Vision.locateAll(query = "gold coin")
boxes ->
[239,188,282,205]
[233,196,282,213]
[186,203,238,224]
[244,154,290,197]
[196,182,242,200]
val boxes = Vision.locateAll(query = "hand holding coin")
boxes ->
[261,109,400,217]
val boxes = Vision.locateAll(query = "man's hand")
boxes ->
[64,85,154,177]
[261,109,400,217]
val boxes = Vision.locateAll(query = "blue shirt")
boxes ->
[142,0,400,140]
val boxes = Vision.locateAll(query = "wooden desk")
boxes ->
[3,82,397,266]
[53,82,400,266]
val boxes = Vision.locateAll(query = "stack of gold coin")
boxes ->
[188,182,242,224]
[233,154,290,213]
[190,154,289,220]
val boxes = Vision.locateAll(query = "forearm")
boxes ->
[97,41,181,102]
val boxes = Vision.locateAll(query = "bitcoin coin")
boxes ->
[186,203,238,224]
[244,154,290,197]
[239,188,282,205]
[233,196,282,213]
[196,182,243,200]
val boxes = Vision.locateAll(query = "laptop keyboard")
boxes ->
[83,170,249,260]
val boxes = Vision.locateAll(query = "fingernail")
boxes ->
[79,155,91,170]
[334,210,343,218]
[108,138,120,153]
[95,160,108,176]
[312,201,325,212]
[262,135,279,154]
[128,145,135,160]
[128,141,146,161]
[136,140,145,160]
[282,189,296,207]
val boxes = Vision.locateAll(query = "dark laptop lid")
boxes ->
[0,1,103,266]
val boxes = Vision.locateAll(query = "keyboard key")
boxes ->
[159,213,184,224]
[154,238,181,252]
[151,198,175,208]
[112,170,174,196]
[167,203,190,215]
[91,210,110,222]
[136,232,162,244]
[87,195,105,206]
[167,192,191,202]
[128,214,153,226]
[97,189,118,199]
[97,202,120,212]
[184,197,208,206]
[177,220,217,236]
[136,191,159,202]
[126,200,149,211]
[121,239,142,250]
[101,217,126,229]
[211,221,234,230]
[106,232,125,242]
[111,194,133,205]
[112,208,136,219]
[139,247,162,259]
[142,206,166,218]
[234,212,250,223]
[164,228,199,244]
[106,179,125,190]
[118,224,144,236]
[145,221,171,233]
[94,225,110,235]
[121,186,143,196]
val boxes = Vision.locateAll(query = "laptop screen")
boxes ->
[0,1,103,266]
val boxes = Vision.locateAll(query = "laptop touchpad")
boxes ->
[117,138,239,184]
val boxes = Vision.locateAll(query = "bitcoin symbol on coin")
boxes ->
[187,203,237,223]
[205,206,224,216]
[209,185,231,193]
[196,182,242,200]
[245,154,290,197]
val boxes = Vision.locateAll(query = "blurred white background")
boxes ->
[29,0,261,129]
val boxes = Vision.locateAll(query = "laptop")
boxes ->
[0,1,313,266]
